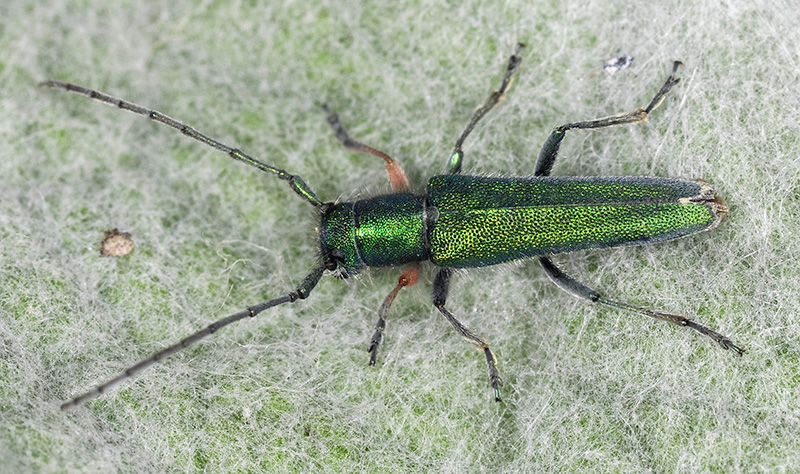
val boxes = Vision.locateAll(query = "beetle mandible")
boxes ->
[42,43,743,410]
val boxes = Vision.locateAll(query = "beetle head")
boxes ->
[319,202,365,279]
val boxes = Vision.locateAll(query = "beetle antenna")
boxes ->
[39,80,324,207]
[60,265,325,410]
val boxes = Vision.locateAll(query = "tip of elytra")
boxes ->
[712,192,729,214]
[688,181,728,215]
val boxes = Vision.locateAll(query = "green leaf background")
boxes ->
[1,0,797,472]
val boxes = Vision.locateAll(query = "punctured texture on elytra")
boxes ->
[427,175,722,267]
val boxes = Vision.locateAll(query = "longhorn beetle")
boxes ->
[43,44,744,410]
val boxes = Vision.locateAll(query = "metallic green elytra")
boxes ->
[426,175,725,267]
[45,43,743,411]
[320,176,726,275]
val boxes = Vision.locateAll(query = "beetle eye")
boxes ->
[325,248,345,271]
[326,249,351,279]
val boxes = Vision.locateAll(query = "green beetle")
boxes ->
[43,44,742,410]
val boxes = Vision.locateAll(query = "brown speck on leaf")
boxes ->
[100,228,134,256]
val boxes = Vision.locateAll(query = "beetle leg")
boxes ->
[368,266,421,365]
[535,61,683,177]
[538,256,745,355]
[432,268,504,401]
[322,104,410,192]
[446,43,525,175]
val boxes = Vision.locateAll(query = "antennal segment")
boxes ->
[39,80,324,207]
[60,265,325,410]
